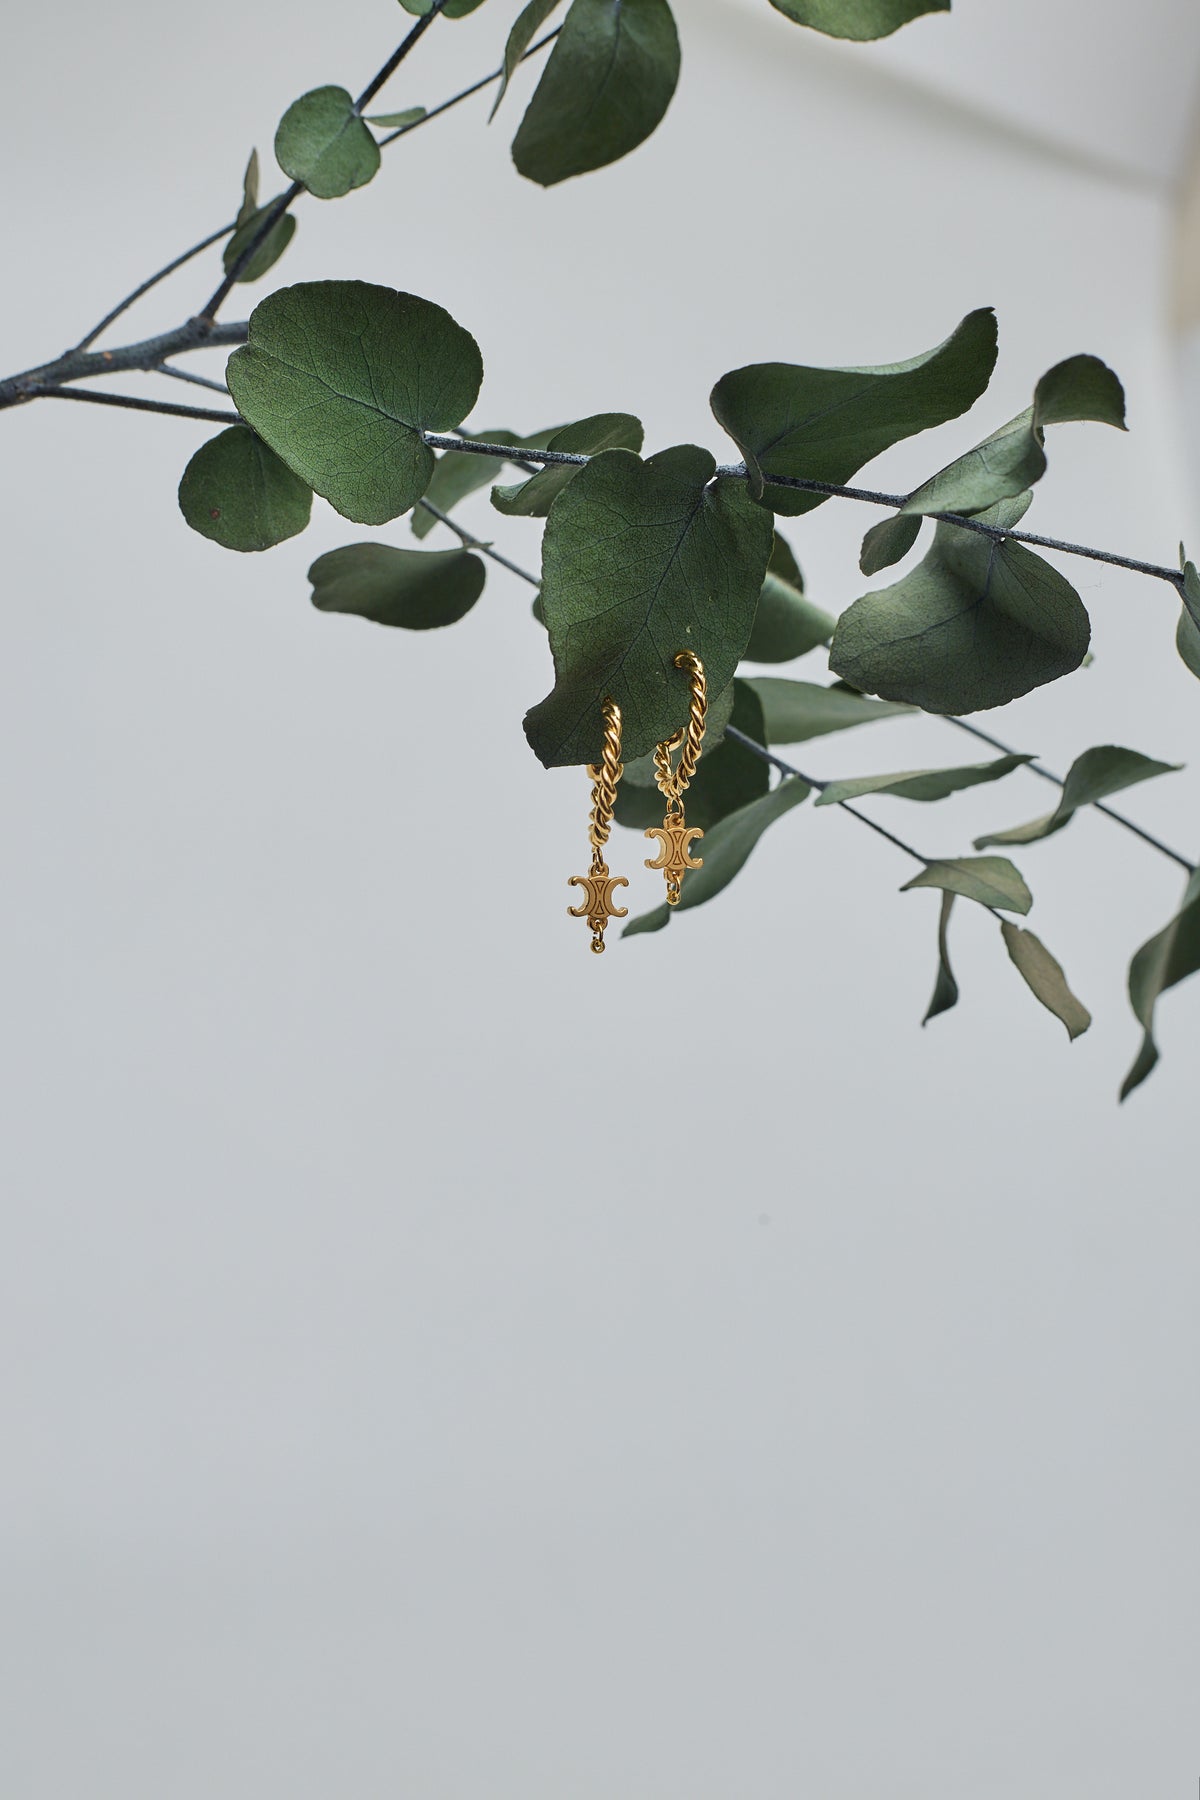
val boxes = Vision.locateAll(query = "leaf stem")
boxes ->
[34,387,243,426]
[430,435,1187,592]
[724,725,1004,918]
[72,222,236,354]
[417,497,541,587]
[158,363,233,395]
[376,28,564,146]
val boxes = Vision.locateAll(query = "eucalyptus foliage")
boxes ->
[4,0,1197,1099]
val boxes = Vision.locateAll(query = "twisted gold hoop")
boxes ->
[645,650,707,906]
[652,649,708,807]
[567,697,629,954]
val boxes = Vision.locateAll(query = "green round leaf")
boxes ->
[275,86,381,199]
[830,499,1091,714]
[309,543,486,629]
[768,0,949,39]
[178,426,312,552]
[524,444,773,768]
[223,204,296,284]
[512,0,681,187]
[227,282,484,526]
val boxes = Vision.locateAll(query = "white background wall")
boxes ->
[2,2,1198,1795]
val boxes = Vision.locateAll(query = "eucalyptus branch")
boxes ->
[159,363,235,395]
[425,434,1188,592]
[201,185,302,320]
[417,498,541,587]
[34,388,243,426]
[0,321,247,413]
[72,223,236,355]
[418,503,1195,877]
[376,28,564,147]
[202,4,447,315]
[355,0,451,112]
[944,716,1196,873]
[721,726,1009,913]
[0,26,556,410]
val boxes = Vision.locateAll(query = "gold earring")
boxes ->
[644,649,707,906]
[567,697,629,954]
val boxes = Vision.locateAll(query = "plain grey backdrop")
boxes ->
[3,1,1199,1795]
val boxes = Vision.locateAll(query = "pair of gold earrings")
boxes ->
[567,650,708,953]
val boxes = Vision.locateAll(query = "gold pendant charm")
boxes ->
[568,853,629,953]
[568,697,627,954]
[644,807,703,906]
[645,649,708,906]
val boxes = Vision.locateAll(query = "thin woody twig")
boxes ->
[426,435,1188,592]
[201,0,456,320]
[159,363,233,395]
[0,320,247,413]
[376,27,564,146]
[72,222,236,354]
[35,387,242,426]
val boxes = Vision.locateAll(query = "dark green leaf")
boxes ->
[1121,868,1200,1098]
[491,0,564,120]
[178,426,312,552]
[710,308,997,515]
[524,444,773,767]
[364,106,427,129]
[236,150,260,224]
[901,856,1032,915]
[223,202,297,284]
[1000,922,1091,1041]
[860,511,921,575]
[744,571,835,662]
[1178,607,1200,681]
[1183,553,1200,631]
[768,0,949,40]
[923,892,959,1025]
[973,745,1181,849]
[830,495,1090,713]
[512,0,681,187]
[747,677,912,744]
[308,542,485,628]
[275,86,381,199]
[492,412,643,516]
[900,355,1126,519]
[768,530,803,589]
[227,282,483,526]
[617,679,770,831]
[816,751,1033,808]
[622,777,812,937]
[1178,556,1200,681]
